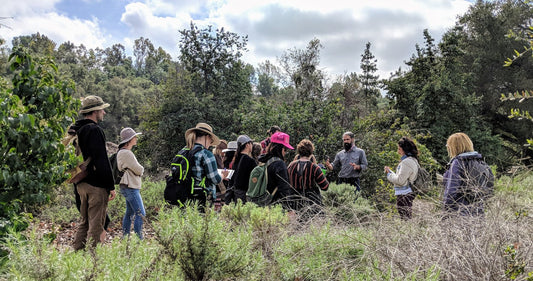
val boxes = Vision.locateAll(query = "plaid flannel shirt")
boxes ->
[191,143,222,193]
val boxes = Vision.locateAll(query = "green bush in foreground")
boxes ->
[154,204,262,280]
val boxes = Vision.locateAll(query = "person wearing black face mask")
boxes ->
[325,131,368,193]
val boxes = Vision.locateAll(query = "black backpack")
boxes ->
[164,146,203,206]
[109,151,123,185]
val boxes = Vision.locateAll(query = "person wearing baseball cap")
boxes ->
[229,135,257,203]
[182,123,225,209]
[69,95,115,250]
[257,131,295,209]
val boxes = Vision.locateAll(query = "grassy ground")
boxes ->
[1,173,532,280]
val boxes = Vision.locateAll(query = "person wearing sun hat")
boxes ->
[116,127,145,239]
[257,131,295,209]
[182,123,226,209]
[70,95,115,250]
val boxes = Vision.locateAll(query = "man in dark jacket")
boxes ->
[71,95,116,250]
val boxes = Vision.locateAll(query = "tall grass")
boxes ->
[1,173,532,280]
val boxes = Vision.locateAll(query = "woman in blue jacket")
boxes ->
[442,133,494,216]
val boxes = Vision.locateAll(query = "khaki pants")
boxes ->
[73,182,109,250]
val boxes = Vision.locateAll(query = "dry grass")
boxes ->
[361,191,533,280]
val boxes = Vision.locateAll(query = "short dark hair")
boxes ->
[343,131,355,139]
[296,139,314,157]
[268,126,281,135]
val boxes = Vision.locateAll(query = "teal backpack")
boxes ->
[246,157,281,206]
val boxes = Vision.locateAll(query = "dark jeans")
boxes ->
[396,193,415,220]
[337,177,361,193]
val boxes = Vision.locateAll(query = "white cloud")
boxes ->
[2,14,106,50]
[1,0,473,79]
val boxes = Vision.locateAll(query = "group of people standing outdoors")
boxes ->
[68,95,494,250]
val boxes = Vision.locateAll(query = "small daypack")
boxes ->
[459,158,494,203]
[109,151,124,185]
[164,146,203,206]
[409,157,431,196]
[246,157,281,206]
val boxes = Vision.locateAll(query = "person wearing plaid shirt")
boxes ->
[184,123,224,209]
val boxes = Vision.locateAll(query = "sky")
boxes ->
[0,0,474,80]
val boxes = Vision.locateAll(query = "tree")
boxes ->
[279,38,326,101]
[178,22,252,137]
[11,33,56,57]
[0,47,78,214]
[454,0,533,156]
[384,29,504,165]
[359,42,381,113]
[255,60,282,97]
[502,8,533,154]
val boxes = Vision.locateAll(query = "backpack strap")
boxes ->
[407,156,420,186]
[264,157,282,197]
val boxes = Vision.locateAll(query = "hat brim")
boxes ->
[222,148,236,153]
[282,143,294,150]
[185,127,220,146]
[79,103,110,114]
[119,132,142,145]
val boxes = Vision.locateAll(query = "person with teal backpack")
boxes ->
[247,131,294,209]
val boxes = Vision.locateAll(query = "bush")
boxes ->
[322,183,377,223]
[154,204,262,280]
[275,223,366,280]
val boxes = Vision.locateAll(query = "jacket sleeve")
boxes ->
[119,150,144,176]
[387,158,416,187]
[313,163,329,191]
[443,159,463,207]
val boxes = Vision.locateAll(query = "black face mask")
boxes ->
[344,142,352,151]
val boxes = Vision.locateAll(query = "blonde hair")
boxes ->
[446,132,474,158]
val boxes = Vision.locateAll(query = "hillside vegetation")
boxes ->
[1,173,532,280]
[1,1,533,280]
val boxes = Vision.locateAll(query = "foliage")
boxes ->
[274,224,366,280]
[154,204,261,280]
[353,109,439,205]
[359,41,381,113]
[322,183,377,223]
[0,47,78,211]
[2,172,533,280]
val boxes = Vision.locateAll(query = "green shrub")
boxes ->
[322,183,377,223]
[1,229,163,280]
[154,204,262,280]
[275,223,366,280]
